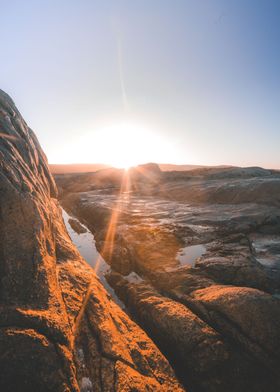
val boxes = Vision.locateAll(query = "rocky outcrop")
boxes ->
[107,273,280,392]
[0,90,183,391]
[57,154,280,391]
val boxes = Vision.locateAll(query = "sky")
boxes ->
[1,0,280,168]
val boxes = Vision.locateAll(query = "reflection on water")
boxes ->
[62,208,125,308]
[62,210,101,268]
[177,244,206,266]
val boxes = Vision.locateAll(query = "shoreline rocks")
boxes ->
[57,159,280,391]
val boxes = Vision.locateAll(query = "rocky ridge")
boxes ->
[0,90,183,391]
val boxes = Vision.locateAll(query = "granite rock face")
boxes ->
[0,90,183,392]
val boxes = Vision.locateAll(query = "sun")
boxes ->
[55,122,174,167]
[75,122,171,169]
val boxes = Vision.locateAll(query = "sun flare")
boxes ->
[73,122,171,169]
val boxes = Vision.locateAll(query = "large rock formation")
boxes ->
[56,152,280,391]
[0,90,183,391]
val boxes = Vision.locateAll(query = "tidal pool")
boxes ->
[62,208,125,308]
[177,244,206,266]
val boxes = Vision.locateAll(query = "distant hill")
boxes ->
[49,163,235,174]
[49,163,110,174]
[158,164,232,171]
[48,162,242,175]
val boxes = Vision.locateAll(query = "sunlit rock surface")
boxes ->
[0,90,183,392]
[57,160,280,391]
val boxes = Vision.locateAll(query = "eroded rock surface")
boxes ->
[0,90,183,392]
[57,162,280,391]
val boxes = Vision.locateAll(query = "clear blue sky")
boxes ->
[1,0,279,168]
